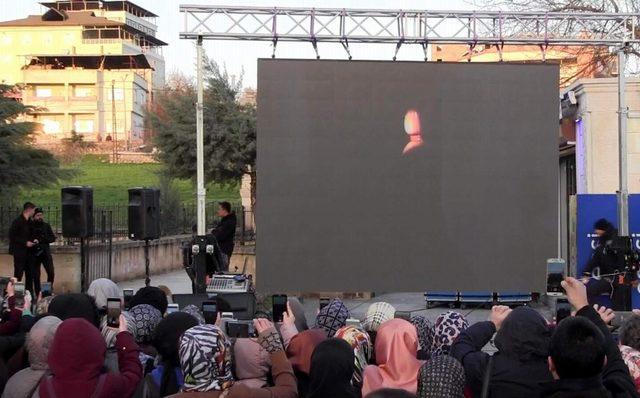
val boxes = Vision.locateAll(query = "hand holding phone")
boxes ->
[107,298,122,328]
[272,294,287,323]
[14,283,25,295]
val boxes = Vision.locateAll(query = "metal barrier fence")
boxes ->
[0,202,254,243]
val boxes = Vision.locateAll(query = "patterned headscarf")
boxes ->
[101,311,136,348]
[130,304,163,344]
[335,326,372,388]
[411,315,435,355]
[417,355,466,398]
[315,299,350,337]
[179,324,234,392]
[182,304,206,325]
[620,345,640,392]
[362,302,396,332]
[432,311,468,357]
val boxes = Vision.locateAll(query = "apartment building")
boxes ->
[0,0,166,144]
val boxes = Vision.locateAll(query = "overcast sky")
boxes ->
[0,0,476,87]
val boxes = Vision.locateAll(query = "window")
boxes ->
[1,34,11,46]
[43,34,53,46]
[73,85,94,97]
[74,119,94,133]
[36,88,52,98]
[21,34,31,45]
[108,88,124,100]
[42,119,61,134]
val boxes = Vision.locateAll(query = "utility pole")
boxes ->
[617,45,629,236]
[111,79,118,163]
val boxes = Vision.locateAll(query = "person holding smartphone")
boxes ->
[28,208,56,296]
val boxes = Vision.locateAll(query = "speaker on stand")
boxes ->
[128,188,160,286]
[61,186,94,291]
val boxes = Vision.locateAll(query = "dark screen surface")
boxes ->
[257,59,558,293]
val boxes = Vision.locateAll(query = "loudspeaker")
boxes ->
[61,186,94,238]
[128,188,160,240]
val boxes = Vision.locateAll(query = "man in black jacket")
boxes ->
[583,218,626,305]
[211,201,237,271]
[541,277,639,398]
[28,208,56,296]
[8,203,36,283]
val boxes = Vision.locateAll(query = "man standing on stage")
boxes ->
[583,218,626,304]
[211,201,237,271]
[29,208,56,295]
[8,202,36,283]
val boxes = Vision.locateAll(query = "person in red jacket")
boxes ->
[39,316,143,398]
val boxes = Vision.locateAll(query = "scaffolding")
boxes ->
[179,4,640,251]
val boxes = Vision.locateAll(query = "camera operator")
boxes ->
[582,218,626,305]
[29,208,56,296]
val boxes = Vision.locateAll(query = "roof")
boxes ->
[24,53,153,70]
[0,10,122,27]
[40,1,158,18]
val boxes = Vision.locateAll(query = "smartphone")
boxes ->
[202,301,218,325]
[319,297,330,310]
[225,320,254,338]
[106,298,122,328]
[167,303,179,314]
[41,282,52,297]
[394,311,412,321]
[123,289,134,310]
[272,294,287,323]
[555,298,571,324]
[14,283,25,295]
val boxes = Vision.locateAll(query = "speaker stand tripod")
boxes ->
[144,239,151,287]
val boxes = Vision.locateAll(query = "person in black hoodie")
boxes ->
[541,277,639,398]
[8,203,36,283]
[451,305,553,397]
[307,338,358,398]
[583,218,626,304]
[211,201,237,271]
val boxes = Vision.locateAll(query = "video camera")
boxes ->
[606,236,640,279]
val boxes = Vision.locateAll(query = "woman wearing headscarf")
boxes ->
[335,325,372,391]
[431,311,468,357]
[410,316,434,361]
[362,302,396,333]
[286,329,327,397]
[2,316,61,398]
[87,278,122,313]
[315,298,350,338]
[130,304,163,375]
[308,338,359,398]
[129,287,168,316]
[362,319,424,396]
[416,356,465,398]
[180,305,205,325]
[451,305,553,398]
[167,319,297,398]
[48,293,100,327]
[287,297,308,332]
[135,312,199,398]
[102,311,136,373]
[618,313,640,392]
[233,338,271,388]
[39,316,142,398]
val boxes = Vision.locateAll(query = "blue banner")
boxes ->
[629,195,640,308]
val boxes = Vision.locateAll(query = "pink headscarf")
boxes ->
[362,318,424,396]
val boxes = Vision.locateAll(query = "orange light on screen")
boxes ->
[402,109,424,155]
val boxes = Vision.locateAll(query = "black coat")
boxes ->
[30,220,56,254]
[539,306,639,398]
[8,215,31,256]
[211,213,237,257]
[451,307,553,398]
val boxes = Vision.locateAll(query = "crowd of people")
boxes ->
[0,276,637,397]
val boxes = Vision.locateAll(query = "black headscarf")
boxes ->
[494,306,551,362]
[129,286,168,315]
[48,293,100,328]
[308,338,358,398]
[153,312,199,396]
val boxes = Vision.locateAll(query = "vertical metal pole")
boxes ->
[194,35,208,293]
[617,46,629,236]
[196,35,206,236]
[111,80,117,163]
